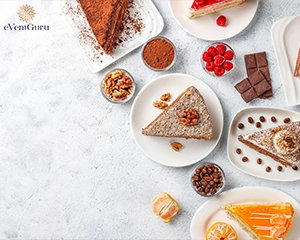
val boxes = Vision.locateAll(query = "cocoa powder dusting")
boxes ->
[143,38,175,70]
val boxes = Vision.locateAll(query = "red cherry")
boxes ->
[216,44,227,56]
[216,15,227,27]
[223,61,234,71]
[205,61,215,72]
[214,55,225,66]
[224,50,234,60]
[207,46,218,57]
[214,66,225,76]
[202,51,213,62]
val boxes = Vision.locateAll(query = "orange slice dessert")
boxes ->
[223,202,294,240]
[152,192,180,223]
[206,222,238,240]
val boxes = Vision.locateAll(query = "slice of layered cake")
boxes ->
[78,0,129,54]
[142,86,213,140]
[224,202,294,240]
[238,121,300,168]
[294,45,300,77]
[188,0,245,19]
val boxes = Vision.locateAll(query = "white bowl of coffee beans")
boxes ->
[191,162,225,197]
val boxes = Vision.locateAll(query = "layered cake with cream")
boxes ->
[238,121,300,168]
[224,202,294,240]
[78,0,129,54]
[189,0,245,19]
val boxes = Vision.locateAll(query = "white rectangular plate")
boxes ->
[60,0,164,73]
[271,16,300,106]
[227,106,300,181]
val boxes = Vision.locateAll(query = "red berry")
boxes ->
[216,15,227,27]
[214,55,225,66]
[224,50,234,60]
[223,61,234,71]
[214,66,225,76]
[205,61,215,72]
[216,44,227,56]
[207,46,217,57]
[202,51,213,62]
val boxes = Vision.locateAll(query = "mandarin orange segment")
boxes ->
[206,222,238,240]
[152,192,179,223]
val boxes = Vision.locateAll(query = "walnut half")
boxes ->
[171,142,183,152]
[178,108,199,126]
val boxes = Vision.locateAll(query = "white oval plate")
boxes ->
[271,16,300,106]
[168,0,259,41]
[227,107,300,181]
[190,186,300,240]
[130,73,223,167]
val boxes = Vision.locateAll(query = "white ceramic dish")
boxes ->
[190,186,300,240]
[60,0,164,73]
[227,107,300,181]
[130,73,223,167]
[271,16,300,106]
[168,0,259,41]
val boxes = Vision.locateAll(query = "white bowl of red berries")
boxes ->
[201,42,235,77]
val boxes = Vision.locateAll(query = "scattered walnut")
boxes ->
[171,142,183,152]
[160,92,171,101]
[178,109,199,126]
[102,70,134,101]
[153,101,168,109]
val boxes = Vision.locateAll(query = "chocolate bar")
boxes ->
[235,70,271,103]
[244,52,272,98]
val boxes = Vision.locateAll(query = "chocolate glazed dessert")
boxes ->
[78,0,130,54]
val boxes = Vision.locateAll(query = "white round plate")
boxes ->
[228,107,300,181]
[168,0,259,41]
[130,73,223,167]
[190,186,300,240]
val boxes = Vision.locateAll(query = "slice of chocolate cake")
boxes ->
[78,0,129,54]
[238,121,300,168]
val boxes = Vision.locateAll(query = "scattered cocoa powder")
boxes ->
[142,37,175,70]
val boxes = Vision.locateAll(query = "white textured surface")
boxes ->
[1,0,300,239]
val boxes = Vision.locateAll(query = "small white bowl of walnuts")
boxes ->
[100,68,135,104]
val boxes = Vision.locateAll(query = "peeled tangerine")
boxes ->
[152,192,180,223]
[206,222,238,240]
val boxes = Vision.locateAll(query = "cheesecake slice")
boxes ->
[142,86,213,140]
[78,0,129,54]
[189,0,245,19]
[224,202,294,240]
[238,121,300,168]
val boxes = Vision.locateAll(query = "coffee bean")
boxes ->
[259,116,265,122]
[242,156,249,162]
[238,123,244,129]
[256,122,261,128]
[292,165,298,171]
[271,116,277,122]
[248,117,254,123]
[283,117,291,123]
[236,148,242,154]
[277,166,283,172]
[266,166,271,172]
[257,158,262,164]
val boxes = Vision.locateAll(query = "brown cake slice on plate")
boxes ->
[294,46,300,77]
[142,86,213,140]
[238,121,300,168]
[78,0,129,54]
